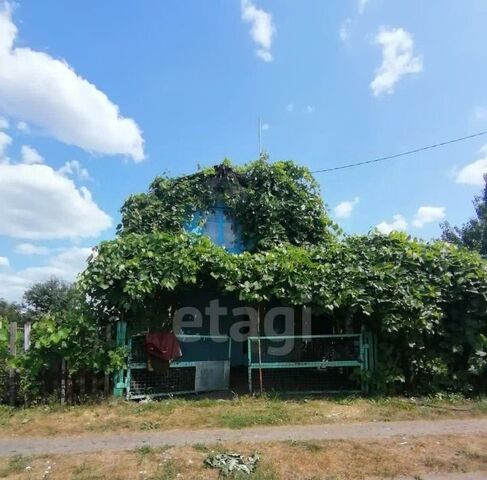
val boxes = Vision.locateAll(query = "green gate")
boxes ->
[121,333,231,399]
[247,331,376,394]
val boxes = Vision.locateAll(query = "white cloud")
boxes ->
[0,256,9,267]
[334,197,359,219]
[241,0,275,62]
[456,146,487,186]
[0,130,11,160]
[339,18,352,41]
[0,3,144,161]
[14,243,50,255]
[0,246,92,301]
[58,160,91,181]
[20,145,44,164]
[370,27,423,96]
[34,246,92,280]
[0,116,8,129]
[16,121,29,132]
[376,214,408,234]
[412,206,446,228]
[286,103,294,113]
[0,162,111,239]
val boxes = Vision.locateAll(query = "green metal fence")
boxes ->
[247,332,375,394]
[125,333,231,400]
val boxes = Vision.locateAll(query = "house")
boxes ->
[82,159,375,399]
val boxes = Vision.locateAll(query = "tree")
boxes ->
[15,284,126,400]
[441,174,487,256]
[0,298,22,324]
[23,277,73,317]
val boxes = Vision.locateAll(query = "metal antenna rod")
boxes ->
[258,117,262,157]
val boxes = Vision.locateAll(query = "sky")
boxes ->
[0,0,487,301]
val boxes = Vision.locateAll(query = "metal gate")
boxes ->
[126,334,231,400]
[247,332,375,394]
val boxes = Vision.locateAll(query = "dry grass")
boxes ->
[0,434,486,479]
[0,395,486,438]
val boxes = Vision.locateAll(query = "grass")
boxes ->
[0,435,486,479]
[0,395,486,438]
[0,456,30,478]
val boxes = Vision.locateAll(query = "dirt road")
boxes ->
[1,417,486,457]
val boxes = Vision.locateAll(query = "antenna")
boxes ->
[258,116,262,157]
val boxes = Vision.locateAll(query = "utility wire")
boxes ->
[311,130,487,174]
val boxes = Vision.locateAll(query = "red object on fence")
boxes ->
[144,332,182,362]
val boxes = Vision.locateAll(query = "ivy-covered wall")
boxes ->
[81,159,487,395]
[118,158,337,250]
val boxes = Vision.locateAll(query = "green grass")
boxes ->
[72,461,104,480]
[135,445,154,457]
[149,459,181,480]
[2,395,487,438]
[0,455,31,478]
[219,402,290,429]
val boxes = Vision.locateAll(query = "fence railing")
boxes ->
[247,333,373,394]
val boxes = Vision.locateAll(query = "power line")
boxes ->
[311,130,487,174]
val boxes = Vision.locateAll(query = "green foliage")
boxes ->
[79,158,487,395]
[0,455,31,477]
[23,277,73,318]
[118,159,336,250]
[81,231,487,395]
[0,319,9,402]
[0,299,22,324]
[441,174,487,256]
[13,287,126,400]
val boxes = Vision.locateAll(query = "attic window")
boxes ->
[185,204,244,253]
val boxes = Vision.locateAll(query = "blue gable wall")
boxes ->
[184,203,245,253]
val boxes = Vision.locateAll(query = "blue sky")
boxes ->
[0,0,487,301]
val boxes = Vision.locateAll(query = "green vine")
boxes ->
[80,158,487,395]
[118,158,337,250]
[81,231,487,394]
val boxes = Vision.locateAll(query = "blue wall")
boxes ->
[184,203,245,253]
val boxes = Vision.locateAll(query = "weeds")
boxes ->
[72,461,103,480]
[136,445,154,457]
[141,421,161,431]
[0,455,31,478]
[219,401,290,429]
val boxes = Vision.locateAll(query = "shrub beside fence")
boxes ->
[0,320,112,405]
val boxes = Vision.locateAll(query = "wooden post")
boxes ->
[79,372,86,399]
[91,374,98,396]
[23,322,31,352]
[257,304,263,395]
[67,370,73,405]
[60,358,67,405]
[104,324,112,397]
[113,320,127,397]
[8,322,17,406]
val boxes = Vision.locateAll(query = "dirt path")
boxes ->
[1,418,486,457]
[380,474,487,480]
[393,474,487,480]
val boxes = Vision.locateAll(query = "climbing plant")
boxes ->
[80,229,487,395]
[118,158,337,250]
[12,287,126,400]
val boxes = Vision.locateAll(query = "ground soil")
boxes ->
[0,418,486,457]
[0,433,486,479]
[1,396,486,438]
